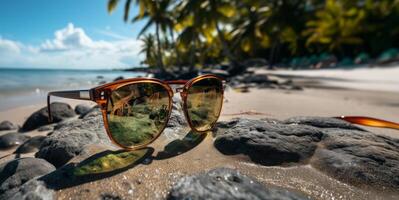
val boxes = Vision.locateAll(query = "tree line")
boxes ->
[108,0,399,75]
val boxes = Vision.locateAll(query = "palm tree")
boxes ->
[177,0,245,75]
[230,1,271,56]
[139,34,157,67]
[108,0,174,73]
[303,0,365,54]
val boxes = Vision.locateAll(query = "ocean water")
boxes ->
[0,68,143,110]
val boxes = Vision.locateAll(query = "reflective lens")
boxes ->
[106,82,171,148]
[186,77,223,131]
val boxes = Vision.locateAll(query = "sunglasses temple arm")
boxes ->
[47,90,92,122]
[335,116,399,130]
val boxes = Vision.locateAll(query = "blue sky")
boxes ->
[0,0,147,69]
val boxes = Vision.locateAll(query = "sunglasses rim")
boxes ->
[181,76,225,133]
[102,80,174,150]
[94,74,224,150]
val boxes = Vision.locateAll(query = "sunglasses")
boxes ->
[48,74,399,150]
[47,74,225,150]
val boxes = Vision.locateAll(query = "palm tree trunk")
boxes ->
[269,41,277,69]
[170,30,182,71]
[189,36,196,72]
[215,22,244,76]
[215,23,234,63]
[155,23,165,73]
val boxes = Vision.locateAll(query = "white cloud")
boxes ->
[0,23,143,69]
[0,37,21,54]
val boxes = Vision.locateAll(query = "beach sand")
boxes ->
[1,84,399,199]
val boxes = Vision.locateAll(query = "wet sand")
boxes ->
[1,87,399,199]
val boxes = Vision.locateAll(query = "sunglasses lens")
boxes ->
[186,77,223,132]
[106,82,171,148]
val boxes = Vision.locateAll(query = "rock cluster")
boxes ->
[21,102,75,132]
[1,101,399,199]
[215,117,399,189]
[229,73,302,91]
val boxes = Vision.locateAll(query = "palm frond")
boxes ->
[107,0,119,13]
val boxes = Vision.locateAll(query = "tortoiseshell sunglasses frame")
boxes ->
[47,74,399,149]
[47,74,225,150]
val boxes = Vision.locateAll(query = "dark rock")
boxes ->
[97,75,104,79]
[214,117,399,189]
[0,120,18,131]
[74,104,92,116]
[37,125,54,132]
[99,81,107,84]
[0,132,30,149]
[243,74,276,84]
[214,118,322,165]
[15,136,46,154]
[21,102,76,132]
[229,73,302,91]
[311,128,399,189]
[0,158,55,198]
[36,112,111,168]
[113,76,124,82]
[168,168,309,200]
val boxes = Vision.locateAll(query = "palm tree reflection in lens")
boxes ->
[186,78,223,132]
[107,83,171,148]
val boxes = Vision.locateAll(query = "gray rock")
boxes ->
[8,179,54,200]
[283,116,364,131]
[35,111,111,168]
[0,158,55,199]
[311,128,399,189]
[0,132,30,149]
[21,102,76,132]
[15,136,46,154]
[167,97,187,128]
[74,104,92,115]
[214,117,399,189]
[79,106,101,119]
[214,118,322,165]
[168,168,309,200]
[0,120,18,131]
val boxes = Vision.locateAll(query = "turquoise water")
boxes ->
[0,68,143,110]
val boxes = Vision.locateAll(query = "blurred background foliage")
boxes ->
[108,0,399,74]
